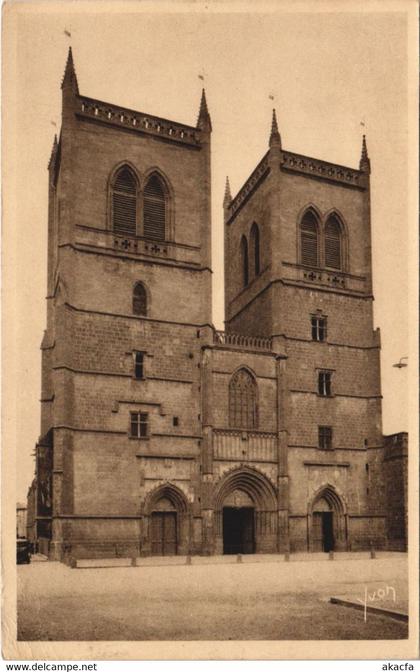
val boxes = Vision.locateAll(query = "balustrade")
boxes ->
[213,330,272,351]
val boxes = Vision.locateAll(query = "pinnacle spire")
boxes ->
[359,134,370,173]
[223,176,232,207]
[48,134,58,169]
[269,108,281,148]
[61,46,79,94]
[197,88,212,132]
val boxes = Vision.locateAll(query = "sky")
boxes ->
[4,2,415,504]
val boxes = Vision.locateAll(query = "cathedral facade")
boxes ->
[28,49,407,560]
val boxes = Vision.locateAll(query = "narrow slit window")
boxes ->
[134,352,144,379]
[241,235,249,287]
[318,371,332,396]
[250,223,260,277]
[133,283,147,316]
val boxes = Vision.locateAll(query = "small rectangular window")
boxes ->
[173,417,179,427]
[318,371,332,396]
[318,426,332,450]
[311,315,327,342]
[134,352,144,379]
[130,411,149,438]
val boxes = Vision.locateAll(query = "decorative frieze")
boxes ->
[113,235,168,258]
[302,269,346,288]
[213,428,277,462]
[281,151,365,189]
[78,96,201,147]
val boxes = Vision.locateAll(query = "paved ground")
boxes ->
[18,553,408,641]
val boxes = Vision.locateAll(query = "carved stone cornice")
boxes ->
[77,95,202,148]
[281,150,366,189]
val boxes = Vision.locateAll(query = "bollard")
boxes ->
[186,555,192,565]
[70,556,77,569]
[284,552,290,562]
[237,553,243,563]
[329,550,334,561]
[131,557,137,567]
[370,547,376,559]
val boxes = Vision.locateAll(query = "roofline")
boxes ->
[226,146,367,224]
[78,94,199,133]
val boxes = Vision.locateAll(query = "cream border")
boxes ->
[2,0,418,661]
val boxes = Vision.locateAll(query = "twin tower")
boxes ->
[27,48,407,560]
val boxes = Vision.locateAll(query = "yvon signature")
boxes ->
[357,584,396,622]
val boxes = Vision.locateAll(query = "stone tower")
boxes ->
[30,52,406,560]
[36,49,213,559]
[223,110,384,552]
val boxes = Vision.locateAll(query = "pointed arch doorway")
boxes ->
[222,489,255,555]
[151,497,177,556]
[309,486,348,552]
[142,483,190,557]
[312,497,334,552]
[214,466,278,554]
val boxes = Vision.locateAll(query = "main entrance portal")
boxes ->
[223,507,255,554]
[214,471,279,555]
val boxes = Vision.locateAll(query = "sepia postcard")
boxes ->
[2,0,419,662]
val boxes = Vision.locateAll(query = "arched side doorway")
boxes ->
[213,467,278,555]
[309,485,348,552]
[151,497,177,556]
[142,484,190,557]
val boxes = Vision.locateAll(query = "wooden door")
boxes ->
[151,512,177,556]
[162,512,177,556]
[151,512,164,556]
[312,512,323,551]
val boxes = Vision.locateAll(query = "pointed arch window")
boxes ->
[229,368,257,429]
[250,223,260,277]
[240,236,249,287]
[324,215,342,270]
[300,210,319,267]
[143,175,166,241]
[112,166,137,235]
[133,282,147,316]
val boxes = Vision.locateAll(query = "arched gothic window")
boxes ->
[112,166,137,235]
[133,282,147,316]
[143,174,166,241]
[324,215,342,270]
[250,223,260,277]
[300,210,319,267]
[240,235,249,287]
[229,368,257,429]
